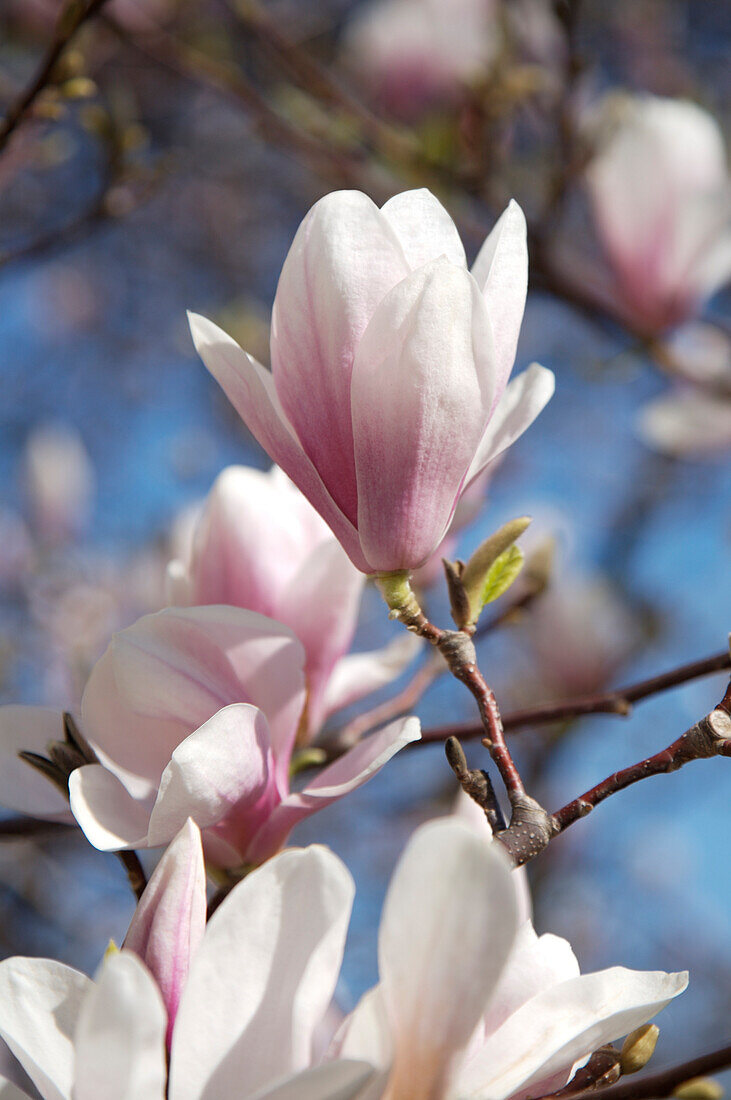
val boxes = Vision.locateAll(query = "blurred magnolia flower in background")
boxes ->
[636,323,731,457]
[190,189,554,576]
[340,0,500,118]
[167,464,420,740]
[23,423,95,546]
[526,575,640,699]
[637,389,731,458]
[585,94,731,335]
[0,828,373,1100]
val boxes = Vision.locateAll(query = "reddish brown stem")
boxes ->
[552,685,731,832]
[419,650,731,744]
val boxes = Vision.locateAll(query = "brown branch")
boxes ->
[420,650,731,744]
[552,682,731,833]
[539,1044,731,1100]
[0,0,111,153]
[0,817,74,839]
[116,850,147,902]
[103,15,370,189]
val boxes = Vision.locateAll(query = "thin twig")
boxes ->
[116,850,147,902]
[420,650,731,744]
[232,0,420,166]
[538,1044,731,1100]
[551,682,731,833]
[103,15,368,187]
[0,817,74,839]
[0,0,111,153]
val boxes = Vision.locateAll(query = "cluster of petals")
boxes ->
[586,94,731,334]
[0,605,419,868]
[167,463,420,740]
[0,817,687,1100]
[0,821,373,1100]
[189,188,555,575]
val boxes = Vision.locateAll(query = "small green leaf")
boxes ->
[461,516,531,624]
[480,545,525,607]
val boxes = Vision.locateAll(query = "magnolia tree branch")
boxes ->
[377,572,557,865]
[0,0,111,153]
[446,680,731,864]
[420,649,731,744]
[116,850,147,902]
[551,682,731,832]
[539,1043,731,1100]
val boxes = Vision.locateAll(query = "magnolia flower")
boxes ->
[334,818,687,1099]
[189,189,554,576]
[586,95,731,334]
[637,389,731,457]
[167,464,420,740]
[341,0,500,118]
[0,831,374,1099]
[526,576,639,698]
[51,605,420,867]
[23,423,94,545]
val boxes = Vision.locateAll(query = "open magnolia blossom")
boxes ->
[0,828,374,1100]
[0,605,419,868]
[332,818,688,1100]
[189,188,555,575]
[586,94,731,334]
[166,464,420,740]
[341,0,500,118]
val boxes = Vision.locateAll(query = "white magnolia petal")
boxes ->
[188,314,370,572]
[69,766,151,851]
[352,258,495,571]
[0,1075,32,1099]
[170,846,354,1100]
[465,363,555,485]
[146,704,272,848]
[270,191,408,526]
[246,718,420,865]
[124,819,207,1042]
[470,201,529,393]
[73,953,167,1100]
[282,540,365,738]
[0,957,90,1100]
[381,189,467,269]
[321,634,423,720]
[458,967,688,1099]
[248,1061,376,1100]
[481,925,580,1037]
[379,819,519,1099]
[336,986,393,1072]
[0,1042,40,1100]
[0,707,71,818]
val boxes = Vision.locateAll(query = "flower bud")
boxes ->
[673,1079,724,1100]
[621,1023,659,1074]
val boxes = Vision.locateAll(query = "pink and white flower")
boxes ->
[341,0,500,118]
[0,831,374,1099]
[189,189,554,575]
[61,605,419,867]
[586,95,731,334]
[167,464,420,739]
[334,818,688,1099]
